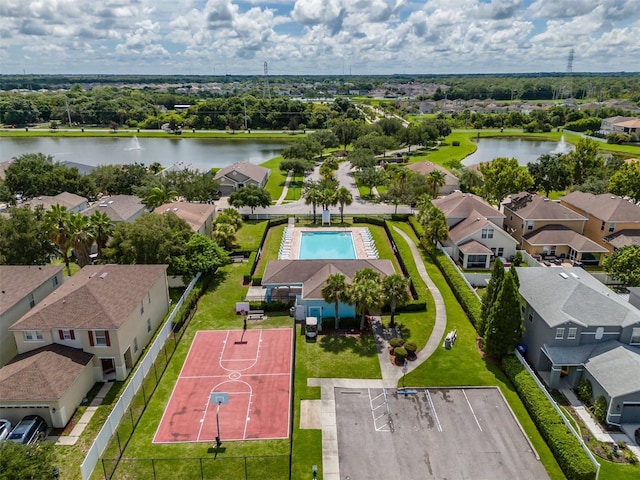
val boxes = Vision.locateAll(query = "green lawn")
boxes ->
[234,220,269,251]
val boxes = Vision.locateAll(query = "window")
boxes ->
[140,302,144,315]
[601,221,605,231]
[631,328,640,345]
[555,328,565,339]
[568,328,577,339]
[608,223,616,233]
[550,246,556,256]
[28,293,35,309]
[89,330,111,347]
[24,331,43,342]
[497,247,504,257]
[147,318,152,333]
[147,292,151,304]
[528,313,533,322]
[527,220,534,231]
[481,228,494,239]
[58,329,75,341]
[52,276,59,287]
[133,337,139,353]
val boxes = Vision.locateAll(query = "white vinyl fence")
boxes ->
[80,273,201,480]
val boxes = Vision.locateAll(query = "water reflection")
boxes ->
[462,137,574,166]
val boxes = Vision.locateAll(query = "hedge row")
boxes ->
[352,216,385,226]
[430,248,482,329]
[243,251,258,284]
[502,356,597,480]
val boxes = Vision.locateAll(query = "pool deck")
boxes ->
[280,227,377,260]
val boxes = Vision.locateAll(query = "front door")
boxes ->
[101,358,116,380]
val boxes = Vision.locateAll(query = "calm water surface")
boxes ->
[462,137,573,166]
[0,137,287,171]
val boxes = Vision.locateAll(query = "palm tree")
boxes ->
[320,188,337,211]
[349,275,385,331]
[383,274,411,328]
[303,181,322,223]
[335,187,353,223]
[426,170,447,197]
[321,273,349,329]
[213,222,237,250]
[68,213,94,268]
[44,204,73,276]
[216,208,243,230]
[89,211,114,259]
[143,186,179,209]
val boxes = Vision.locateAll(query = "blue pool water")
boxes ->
[299,231,356,259]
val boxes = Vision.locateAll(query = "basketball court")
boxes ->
[153,328,292,444]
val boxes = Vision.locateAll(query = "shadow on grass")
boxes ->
[204,270,230,294]
[318,333,377,357]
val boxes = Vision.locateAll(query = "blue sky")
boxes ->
[1,0,638,75]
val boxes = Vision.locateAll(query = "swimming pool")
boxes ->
[298,231,356,259]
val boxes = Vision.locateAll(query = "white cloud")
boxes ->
[0,0,638,74]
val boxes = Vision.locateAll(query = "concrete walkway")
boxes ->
[274,170,293,206]
[562,387,640,458]
[52,381,114,446]
[370,227,447,387]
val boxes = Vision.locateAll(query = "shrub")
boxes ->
[404,341,417,353]
[623,448,638,464]
[593,396,607,423]
[577,379,593,404]
[394,347,407,364]
[502,356,596,480]
[389,337,405,348]
[452,140,460,146]
[352,216,385,226]
[512,251,523,267]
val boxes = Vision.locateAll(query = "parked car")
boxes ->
[0,419,12,441]
[7,415,47,444]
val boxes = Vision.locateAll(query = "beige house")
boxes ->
[154,202,217,237]
[2,264,169,428]
[432,191,505,228]
[81,195,147,223]
[25,192,88,213]
[214,162,270,196]
[0,266,64,367]
[599,116,640,137]
[406,161,460,195]
[561,191,640,253]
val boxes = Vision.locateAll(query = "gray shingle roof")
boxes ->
[406,161,458,184]
[214,162,269,184]
[562,191,640,223]
[505,192,587,221]
[604,229,640,249]
[0,266,63,316]
[0,344,93,401]
[9,264,167,331]
[516,267,640,328]
[584,341,640,398]
[81,195,146,222]
[25,192,88,212]
[154,202,216,232]
[523,225,608,253]
[263,259,396,300]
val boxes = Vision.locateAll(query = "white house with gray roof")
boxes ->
[214,162,270,196]
[517,267,640,424]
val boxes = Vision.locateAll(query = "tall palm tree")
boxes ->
[68,213,94,268]
[383,274,411,328]
[335,187,353,223]
[143,185,179,209]
[89,211,114,259]
[44,204,73,276]
[349,275,385,331]
[320,188,337,211]
[213,222,237,250]
[303,181,322,223]
[321,273,349,329]
[426,170,447,197]
[216,208,243,230]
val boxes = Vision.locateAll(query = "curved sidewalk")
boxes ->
[373,226,448,387]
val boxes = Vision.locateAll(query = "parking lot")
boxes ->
[335,386,549,480]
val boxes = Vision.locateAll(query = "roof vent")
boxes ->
[100,272,108,279]
[611,196,616,199]
[569,272,579,279]
[543,198,549,202]
[108,200,114,204]
[99,203,107,207]
[559,272,569,279]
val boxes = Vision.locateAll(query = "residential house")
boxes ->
[214,162,270,196]
[503,192,606,265]
[517,267,640,425]
[0,266,64,367]
[2,264,169,428]
[262,259,395,329]
[81,195,147,223]
[432,192,515,268]
[405,162,460,196]
[59,160,97,176]
[25,192,88,213]
[154,202,217,237]
[561,191,640,253]
[445,211,518,269]
[599,116,640,138]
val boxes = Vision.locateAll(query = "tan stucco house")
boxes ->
[154,202,217,237]
[0,266,64,367]
[561,191,640,253]
[1,264,169,428]
[406,161,460,196]
[214,162,270,196]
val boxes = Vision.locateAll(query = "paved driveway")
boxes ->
[334,387,549,480]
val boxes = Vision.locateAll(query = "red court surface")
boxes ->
[153,328,292,444]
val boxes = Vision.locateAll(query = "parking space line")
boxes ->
[368,388,391,432]
[425,389,442,432]
[463,389,482,431]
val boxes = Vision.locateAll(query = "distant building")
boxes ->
[154,202,217,237]
[25,192,88,213]
[406,162,459,196]
[81,195,146,223]
[214,162,270,196]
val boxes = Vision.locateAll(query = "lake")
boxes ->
[0,137,287,171]
[462,137,573,166]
